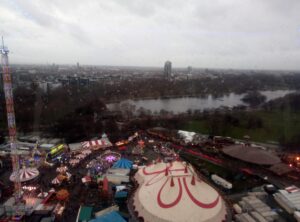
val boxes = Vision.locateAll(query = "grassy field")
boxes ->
[181,110,300,144]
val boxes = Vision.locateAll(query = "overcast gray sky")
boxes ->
[1,0,300,70]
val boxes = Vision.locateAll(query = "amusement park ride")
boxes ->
[1,37,22,208]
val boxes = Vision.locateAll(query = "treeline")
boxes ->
[0,84,117,142]
[91,73,300,101]
[264,93,300,111]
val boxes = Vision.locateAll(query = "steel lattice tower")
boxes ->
[1,37,21,200]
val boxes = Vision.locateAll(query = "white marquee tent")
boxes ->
[133,161,227,222]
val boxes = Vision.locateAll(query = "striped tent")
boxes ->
[10,167,39,182]
[66,172,72,180]
[81,139,112,149]
[52,177,61,185]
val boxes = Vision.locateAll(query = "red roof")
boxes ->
[118,146,127,151]
[103,176,109,192]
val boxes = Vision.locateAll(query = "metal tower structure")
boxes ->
[0,37,21,200]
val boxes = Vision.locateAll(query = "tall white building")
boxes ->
[164,61,172,80]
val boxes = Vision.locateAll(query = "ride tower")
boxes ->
[0,37,21,200]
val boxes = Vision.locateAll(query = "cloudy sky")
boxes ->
[1,0,300,70]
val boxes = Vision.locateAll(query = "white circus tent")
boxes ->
[133,161,227,222]
[10,167,39,182]
[135,161,168,184]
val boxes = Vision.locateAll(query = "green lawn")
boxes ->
[183,120,210,134]
[181,110,300,144]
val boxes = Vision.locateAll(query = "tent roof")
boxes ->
[114,191,128,199]
[89,211,125,222]
[133,161,227,222]
[269,163,293,175]
[112,158,133,169]
[79,206,93,222]
[107,168,130,176]
[223,144,280,165]
[81,139,112,149]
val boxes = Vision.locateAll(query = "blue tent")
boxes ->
[114,191,128,199]
[89,211,126,222]
[112,158,133,169]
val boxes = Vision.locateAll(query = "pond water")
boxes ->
[108,90,295,114]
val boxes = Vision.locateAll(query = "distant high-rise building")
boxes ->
[164,61,172,80]
[77,62,80,69]
[187,66,192,80]
[187,66,192,74]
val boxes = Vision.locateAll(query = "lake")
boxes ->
[107,90,295,114]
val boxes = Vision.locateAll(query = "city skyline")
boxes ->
[1,0,300,70]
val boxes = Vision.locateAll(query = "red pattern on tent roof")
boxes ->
[141,162,219,209]
[157,177,183,208]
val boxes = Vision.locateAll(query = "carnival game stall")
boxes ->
[131,140,146,156]
[55,172,71,184]
[115,140,129,147]
[51,164,72,187]
[82,149,92,155]
[68,146,94,167]
[75,154,86,160]
[56,165,68,174]
[69,159,80,167]
[137,140,145,148]
[132,146,144,155]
